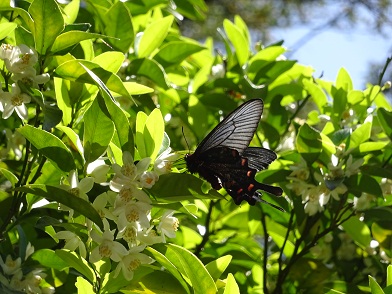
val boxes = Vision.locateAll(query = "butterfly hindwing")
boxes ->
[185,99,283,209]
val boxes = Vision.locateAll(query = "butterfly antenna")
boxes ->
[182,126,190,153]
[253,193,285,212]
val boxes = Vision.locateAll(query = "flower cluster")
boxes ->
[0,243,54,294]
[288,153,364,216]
[56,149,180,281]
[0,44,49,120]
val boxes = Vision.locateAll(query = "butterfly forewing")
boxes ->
[194,99,264,155]
[185,99,283,209]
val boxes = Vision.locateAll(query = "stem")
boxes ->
[260,208,269,294]
[281,94,311,139]
[194,200,215,257]
[377,56,392,86]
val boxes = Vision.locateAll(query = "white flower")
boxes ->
[113,245,154,280]
[90,225,128,263]
[25,242,34,260]
[289,157,309,181]
[115,185,151,207]
[157,211,179,241]
[92,192,116,220]
[61,170,94,201]
[59,170,94,218]
[55,230,87,258]
[154,147,179,175]
[117,222,139,246]
[110,152,151,191]
[139,171,159,188]
[137,227,164,245]
[211,64,225,78]
[344,155,364,177]
[114,200,152,229]
[0,43,16,60]
[354,192,375,211]
[0,83,31,120]
[4,44,38,74]
[0,255,21,275]
[303,186,329,216]
[23,269,47,294]
[9,269,23,291]
[87,159,110,183]
[4,128,26,159]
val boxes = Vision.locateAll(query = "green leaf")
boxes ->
[43,103,63,131]
[56,249,95,283]
[347,90,364,105]
[336,68,353,92]
[223,19,249,66]
[388,265,392,286]
[377,108,392,141]
[83,97,114,164]
[17,125,75,172]
[76,276,94,294]
[345,174,383,197]
[302,79,328,111]
[78,64,134,155]
[104,1,134,52]
[29,0,65,54]
[205,255,232,281]
[51,31,107,53]
[16,184,103,229]
[223,273,240,294]
[55,60,130,98]
[63,0,80,24]
[32,249,69,270]
[296,124,322,164]
[128,58,169,89]
[135,111,148,158]
[123,82,154,95]
[369,276,385,294]
[153,41,205,66]
[93,51,125,74]
[341,216,371,249]
[153,243,217,294]
[146,246,191,294]
[57,126,84,159]
[0,168,19,187]
[136,15,174,58]
[149,173,224,202]
[144,108,164,161]
[348,121,371,150]
[0,22,17,40]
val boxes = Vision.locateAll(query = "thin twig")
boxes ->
[194,200,215,257]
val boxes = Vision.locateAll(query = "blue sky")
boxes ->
[271,26,391,90]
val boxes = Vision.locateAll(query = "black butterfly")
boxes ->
[185,99,284,211]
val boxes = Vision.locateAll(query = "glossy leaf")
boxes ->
[104,1,134,52]
[29,0,64,54]
[51,31,106,53]
[32,249,69,270]
[149,173,224,201]
[16,184,103,229]
[153,243,217,294]
[223,19,249,66]
[378,108,392,141]
[136,15,174,58]
[341,216,371,249]
[55,60,130,98]
[83,97,114,164]
[17,125,75,172]
[205,255,232,281]
[56,249,95,283]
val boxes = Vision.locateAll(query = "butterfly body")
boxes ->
[185,99,283,210]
